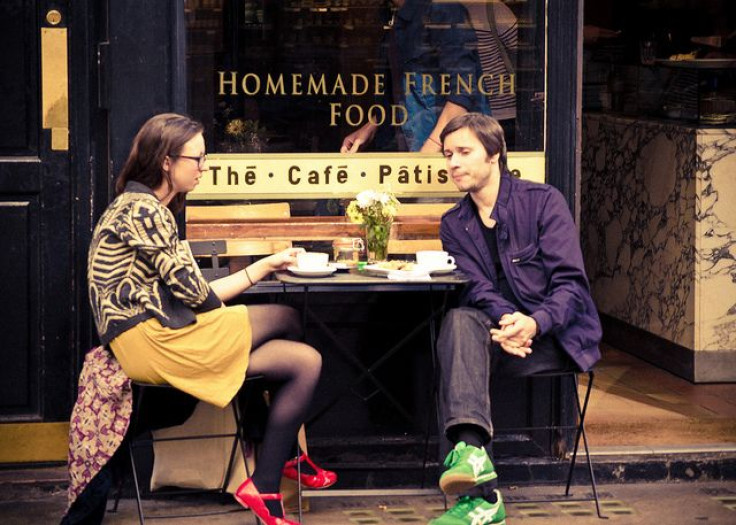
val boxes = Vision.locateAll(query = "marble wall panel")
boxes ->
[581,114,696,349]
[695,129,736,353]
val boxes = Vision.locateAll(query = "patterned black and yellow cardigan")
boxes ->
[87,181,222,345]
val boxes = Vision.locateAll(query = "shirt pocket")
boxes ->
[509,243,538,264]
[507,243,547,304]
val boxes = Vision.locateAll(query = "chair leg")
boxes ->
[564,371,606,519]
[121,384,147,524]
[564,373,585,494]
[232,397,254,479]
[110,468,124,513]
[128,443,146,525]
[579,372,606,519]
[218,404,242,501]
[232,397,263,525]
[222,431,240,492]
[296,441,303,524]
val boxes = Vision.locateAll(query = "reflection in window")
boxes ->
[186,0,545,154]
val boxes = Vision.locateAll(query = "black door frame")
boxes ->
[68,0,107,404]
[546,0,585,449]
[547,0,584,220]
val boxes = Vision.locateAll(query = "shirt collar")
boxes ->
[456,172,512,223]
[123,181,157,197]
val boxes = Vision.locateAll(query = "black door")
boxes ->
[0,0,112,425]
[0,1,74,421]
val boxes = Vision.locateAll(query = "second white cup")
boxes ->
[416,250,455,269]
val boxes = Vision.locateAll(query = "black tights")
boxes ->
[244,304,321,512]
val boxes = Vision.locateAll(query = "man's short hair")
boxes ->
[440,113,507,171]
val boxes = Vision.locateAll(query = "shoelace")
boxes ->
[447,496,478,516]
[443,442,468,468]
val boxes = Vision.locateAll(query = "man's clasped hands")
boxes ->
[490,312,538,358]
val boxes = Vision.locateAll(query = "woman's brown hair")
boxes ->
[115,113,204,213]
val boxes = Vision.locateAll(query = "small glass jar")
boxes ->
[333,237,365,263]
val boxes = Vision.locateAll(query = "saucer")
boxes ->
[287,265,337,278]
[331,262,354,271]
[418,263,457,275]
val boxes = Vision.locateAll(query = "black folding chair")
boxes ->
[496,369,606,519]
[110,376,303,524]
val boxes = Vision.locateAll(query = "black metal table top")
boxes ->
[272,268,468,293]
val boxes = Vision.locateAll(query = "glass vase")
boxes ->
[364,219,392,262]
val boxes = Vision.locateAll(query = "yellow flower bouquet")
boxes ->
[346,190,400,261]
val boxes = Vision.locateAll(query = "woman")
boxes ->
[87,113,330,524]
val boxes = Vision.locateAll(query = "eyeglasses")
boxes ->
[170,154,207,169]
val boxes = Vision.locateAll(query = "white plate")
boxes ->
[287,265,337,278]
[420,264,457,275]
[361,264,399,277]
[362,264,431,280]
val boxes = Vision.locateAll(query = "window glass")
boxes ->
[186,0,546,155]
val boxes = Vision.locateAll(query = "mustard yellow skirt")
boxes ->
[110,305,252,408]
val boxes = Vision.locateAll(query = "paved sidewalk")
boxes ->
[2,481,736,524]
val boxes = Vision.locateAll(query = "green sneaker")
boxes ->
[429,492,506,525]
[439,441,497,495]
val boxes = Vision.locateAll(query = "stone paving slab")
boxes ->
[2,481,736,524]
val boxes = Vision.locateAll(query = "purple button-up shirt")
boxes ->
[440,173,602,371]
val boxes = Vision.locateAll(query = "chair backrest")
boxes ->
[187,239,228,281]
[186,200,455,259]
[387,202,455,256]
[387,239,444,254]
[186,203,293,270]
[186,202,291,222]
[395,202,455,218]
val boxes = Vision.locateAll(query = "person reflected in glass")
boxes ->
[87,113,334,525]
[461,0,518,147]
[429,113,602,525]
[341,0,491,154]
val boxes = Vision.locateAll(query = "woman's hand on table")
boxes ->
[209,248,304,302]
[264,247,305,272]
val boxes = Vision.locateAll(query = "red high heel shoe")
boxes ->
[282,453,337,489]
[234,478,300,525]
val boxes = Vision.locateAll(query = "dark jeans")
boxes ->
[436,307,573,443]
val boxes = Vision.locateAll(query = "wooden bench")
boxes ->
[186,202,294,273]
[185,201,455,265]
[388,203,453,255]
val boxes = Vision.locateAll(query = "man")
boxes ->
[430,113,602,525]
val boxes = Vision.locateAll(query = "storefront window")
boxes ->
[185,0,546,202]
[186,0,545,153]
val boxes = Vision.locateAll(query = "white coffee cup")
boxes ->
[296,251,329,270]
[416,250,455,269]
